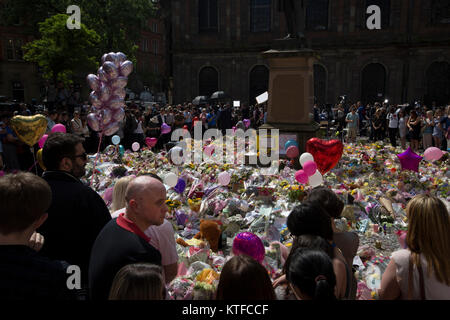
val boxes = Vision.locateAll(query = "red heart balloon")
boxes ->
[306,138,343,175]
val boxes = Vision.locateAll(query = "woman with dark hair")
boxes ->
[286,248,337,301]
[306,186,359,299]
[407,110,421,152]
[273,202,348,299]
[216,255,276,300]
[109,263,165,300]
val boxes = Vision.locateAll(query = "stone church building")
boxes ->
[169,0,450,107]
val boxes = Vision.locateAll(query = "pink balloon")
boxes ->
[103,187,113,204]
[87,113,100,132]
[120,60,133,77]
[132,142,140,152]
[423,147,444,161]
[218,171,231,186]
[232,232,265,263]
[295,170,308,184]
[161,123,171,134]
[146,137,158,148]
[204,144,215,157]
[302,160,317,176]
[286,145,299,159]
[86,74,100,91]
[397,147,422,172]
[38,134,49,149]
[51,124,66,133]
[243,119,251,129]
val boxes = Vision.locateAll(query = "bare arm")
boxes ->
[378,259,401,300]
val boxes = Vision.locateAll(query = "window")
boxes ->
[142,39,149,52]
[249,65,269,105]
[6,39,23,61]
[153,22,159,33]
[250,0,271,32]
[425,61,450,106]
[12,81,24,102]
[314,64,327,106]
[199,0,218,33]
[306,0,329,31]
[365,0,390,29]
[361,63,386,104]
[152,40,158,55]
[431,0,450,24]
[199,67,218,97]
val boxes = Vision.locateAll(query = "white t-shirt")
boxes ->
[387,113,398,128]
[111,209,178,266]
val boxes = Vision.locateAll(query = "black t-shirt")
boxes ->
[88,218,162,300]
[0,245,74,300]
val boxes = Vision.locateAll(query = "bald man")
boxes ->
[88,176,168,300]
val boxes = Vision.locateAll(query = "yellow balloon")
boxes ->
[37,149,46,171]
[10,115,48,146]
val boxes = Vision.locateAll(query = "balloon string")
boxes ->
[29,148,38,175]
[90,132,104,187]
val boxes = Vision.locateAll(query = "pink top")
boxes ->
[112,208,178,266]
[391,249,450,300]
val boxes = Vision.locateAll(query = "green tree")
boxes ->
[23,14,100,85]
[1,0,157,64]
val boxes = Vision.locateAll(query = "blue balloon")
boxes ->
[174,178,186,194]
[118,145,125,156]
[284,140,298,151]
[112,135,121,145]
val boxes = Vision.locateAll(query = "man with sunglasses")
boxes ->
[39,133,111,299]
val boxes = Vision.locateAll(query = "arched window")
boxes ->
[314,64,327,106]
[425,61,450,106]
[306,0,329,31]
[199,67,219,97]
[431,0,450,24]
[361,63,386,104]
[249,65,269,105]
[250,0,271,32]
[199,0,218,33]
[365,0,390,28]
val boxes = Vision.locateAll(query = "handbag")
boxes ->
[407,254,426,300]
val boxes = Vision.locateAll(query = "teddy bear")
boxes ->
[176,220,222,252]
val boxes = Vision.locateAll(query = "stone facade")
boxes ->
[170,0,450,106]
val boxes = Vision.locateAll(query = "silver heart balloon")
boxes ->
[113,88,126,100]
[87,113,100,131]
[99,84,111,102]
[113,108,125,122]
[116,52,127,63]
[109,98,125,110]
[89,91,102,107]
[103,61,119,80]
[120,60,133,77]
[111,76,128,89]
[105,52,120,68]
[86,74,100,91]
[101,108,112,125]
[97,67,108,82]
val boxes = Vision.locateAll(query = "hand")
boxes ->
[28,232,45,252]
[272,274,287,288]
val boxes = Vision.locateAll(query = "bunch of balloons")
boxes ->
[295,152,323,187]
[86,52,133,136]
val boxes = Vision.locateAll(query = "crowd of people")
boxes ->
[0,100,267,173]
[0,94,449,301]
[315,101,450,151]
[1,138,449,300]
